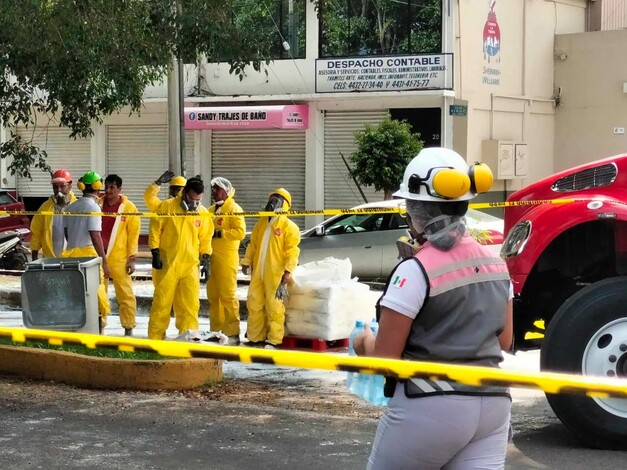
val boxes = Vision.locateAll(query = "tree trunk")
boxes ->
[384,189,394,200]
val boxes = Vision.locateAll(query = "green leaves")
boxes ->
[0,0,294,179]
[349,115,423,199]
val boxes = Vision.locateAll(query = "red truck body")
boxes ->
[501,154,627,449]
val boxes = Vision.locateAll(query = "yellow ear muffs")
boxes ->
[432,168,471,199]
[91,179,103,191]
[469,162,494,194]
[77,178,86,191]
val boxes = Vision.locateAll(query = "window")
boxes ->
[229,0,306,60]
[319,0,442,58]
[325,213,386,235]
[0,192,16,205]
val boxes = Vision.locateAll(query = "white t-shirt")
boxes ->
[63,196,102,250]
[379,259,514,320]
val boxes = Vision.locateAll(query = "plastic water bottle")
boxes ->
[347,320,365,395]
[365,321,389,406]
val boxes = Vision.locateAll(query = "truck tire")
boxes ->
[540,277,627,449]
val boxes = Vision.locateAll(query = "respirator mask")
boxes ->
[54,191,70,206]
[181,195,201,212]
[264,195,285,213]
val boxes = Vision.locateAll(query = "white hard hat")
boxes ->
[394,148,493,202]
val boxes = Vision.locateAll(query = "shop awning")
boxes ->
[184,105,308,131]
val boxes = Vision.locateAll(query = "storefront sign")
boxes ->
[315,54,453,93]
[184,105,308,130]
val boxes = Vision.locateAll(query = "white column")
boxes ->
[305,104,324,230]
[91,122,106,176]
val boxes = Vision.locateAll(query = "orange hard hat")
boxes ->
[51,169,72,184]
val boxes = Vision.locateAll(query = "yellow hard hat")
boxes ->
[269,187,292,209]
[170,176,187,187]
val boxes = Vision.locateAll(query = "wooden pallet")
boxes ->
[280,335,349,352]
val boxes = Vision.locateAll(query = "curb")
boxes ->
[0,345,223,390]
[0,288,249,320]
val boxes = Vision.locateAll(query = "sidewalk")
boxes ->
[0,271,250,318]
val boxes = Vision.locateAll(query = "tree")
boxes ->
[349,115,423,200]
[319,0,442,57]
[0,0,294,179]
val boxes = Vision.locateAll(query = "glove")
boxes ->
[151,248,163,269]
[213,230,222,239]
[126,257,136,275]
[200,253,211,277]
[155,170,175,185]
[275,283,289,301]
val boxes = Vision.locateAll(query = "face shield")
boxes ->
[264,194,285,213]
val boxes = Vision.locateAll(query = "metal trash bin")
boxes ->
[21,257,101,334]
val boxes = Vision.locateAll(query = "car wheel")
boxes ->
[540,277,627,449]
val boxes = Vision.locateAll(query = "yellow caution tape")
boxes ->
[0,199,579,218]
[1,326,626,398]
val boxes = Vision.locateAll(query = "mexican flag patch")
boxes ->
[392,275,407,288]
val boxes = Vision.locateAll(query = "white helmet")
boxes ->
[394,148,493,202]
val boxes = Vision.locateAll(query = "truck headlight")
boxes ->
[501,220,532,259]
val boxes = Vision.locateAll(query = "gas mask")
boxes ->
[181,196,201,212]
[264,195,285,213]
[54,192,70,206]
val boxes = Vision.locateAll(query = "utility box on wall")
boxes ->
[482,140,529,179]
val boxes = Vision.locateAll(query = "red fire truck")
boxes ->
[502,154,627,449]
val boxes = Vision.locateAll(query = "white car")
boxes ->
[297,200,504,280]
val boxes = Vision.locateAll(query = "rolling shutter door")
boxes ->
[16,127,91,197]
[211,130,306,231]
[106,125,195,233]
[323,110,388,209]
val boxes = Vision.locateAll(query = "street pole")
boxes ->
[167,56,182,175]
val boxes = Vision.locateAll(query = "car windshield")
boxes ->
[0,192,16,205]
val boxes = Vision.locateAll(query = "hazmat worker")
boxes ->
[241,188,300,349]
[31,169,77,260]
[100,174,140,337]
[144,170,187,326]
[62,171,110,333]
[206,177,246,345]
[148,177,213,340]
[144,170,187,211]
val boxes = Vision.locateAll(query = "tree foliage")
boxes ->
[349,115,423,200]
[319,0,442,57]
[0,0,285,179]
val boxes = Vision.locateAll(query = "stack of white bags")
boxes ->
[285,258,381,340]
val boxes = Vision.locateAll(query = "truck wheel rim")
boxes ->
[582,317,627,417]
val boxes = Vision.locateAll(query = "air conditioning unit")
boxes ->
[482,140,529,179]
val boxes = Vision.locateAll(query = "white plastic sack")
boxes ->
[173,330,229,345]
[291,257,352,285]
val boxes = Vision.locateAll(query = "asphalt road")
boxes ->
[1,353,626,469]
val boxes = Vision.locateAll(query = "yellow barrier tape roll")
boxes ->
[1,327,626,398]
[0,199,579,218]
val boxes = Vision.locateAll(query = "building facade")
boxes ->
[0,0,589,231]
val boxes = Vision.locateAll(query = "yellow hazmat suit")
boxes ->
[148,195,213,340]
[207,195,246,336]
[144,181,186,326]
[241,188,300,346]
[100,195,140,330]
[30,192,77,258]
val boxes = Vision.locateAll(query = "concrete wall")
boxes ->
[554,29,627,171]
[455,0,586,193]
